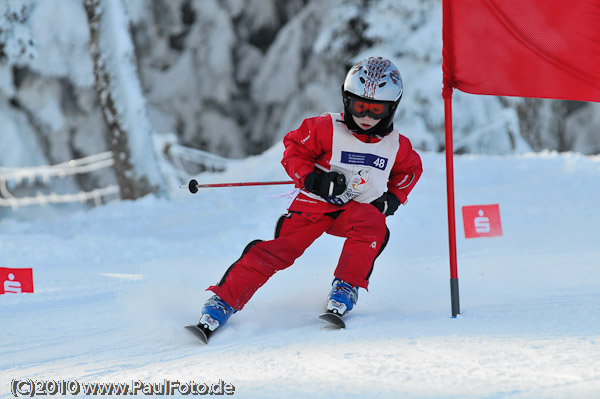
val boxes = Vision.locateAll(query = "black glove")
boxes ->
[370,192,400,216]
[304,171,346,199]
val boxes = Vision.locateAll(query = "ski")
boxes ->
[319,310,346,328]
[185,324,212,344]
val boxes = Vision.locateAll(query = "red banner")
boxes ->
[462,204,503,239]
[0,267,34,294]
[443,0,600,102]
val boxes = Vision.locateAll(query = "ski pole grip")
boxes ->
[188,179,199,194]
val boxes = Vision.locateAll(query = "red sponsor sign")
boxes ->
[0,267,34,294]
[462,204,503,239]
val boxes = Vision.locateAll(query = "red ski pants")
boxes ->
[208,202,389,310]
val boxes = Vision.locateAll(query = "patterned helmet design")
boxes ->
[343,56,403,102]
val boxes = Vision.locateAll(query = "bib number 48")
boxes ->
[373,157,386,169]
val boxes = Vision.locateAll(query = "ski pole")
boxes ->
[183,179,294,193]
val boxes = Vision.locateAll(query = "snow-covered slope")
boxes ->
[1,146,600,398]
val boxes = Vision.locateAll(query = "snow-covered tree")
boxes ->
[0,1,35,65]
[84,0,166,200]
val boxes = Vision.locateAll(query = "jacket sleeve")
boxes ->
[387,135,423,204]
[281,115,333,187]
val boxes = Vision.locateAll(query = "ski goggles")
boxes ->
[345,96,393,119]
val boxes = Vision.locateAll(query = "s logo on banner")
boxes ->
[462,204,503,239]
[0,267,34,295]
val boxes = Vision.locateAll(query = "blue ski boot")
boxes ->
[326,278,359,316]
[185,295,236,344]
[199,295,235,332]
[319,279,359,328]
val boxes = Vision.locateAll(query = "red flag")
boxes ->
[462,204,503,239]
[0,267,34,294]
[443,0,600,102]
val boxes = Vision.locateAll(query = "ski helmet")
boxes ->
[342,56,403,136]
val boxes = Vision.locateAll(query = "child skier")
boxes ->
[194,56,422,338]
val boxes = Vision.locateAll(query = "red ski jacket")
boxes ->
[281,113,423,214]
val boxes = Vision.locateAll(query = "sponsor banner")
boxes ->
[462,204,503,239]
[0,267,34,294]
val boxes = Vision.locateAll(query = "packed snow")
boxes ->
[1,144,599,398]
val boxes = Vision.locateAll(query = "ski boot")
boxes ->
[186,295,235,343]
[319,278,359,328]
